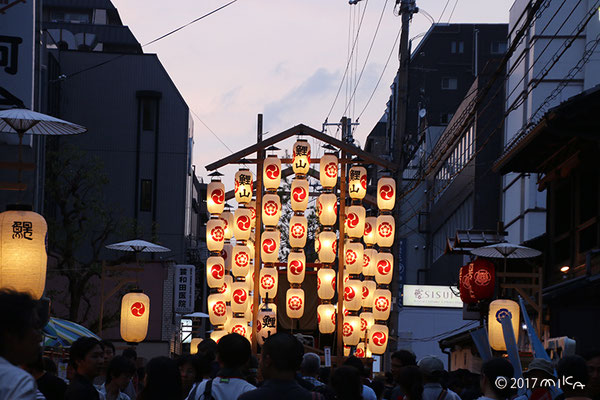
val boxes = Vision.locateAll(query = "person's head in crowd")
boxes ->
[301,353,321,379]
[100,340,115,367]
[398,365,424,400]
[418,356,446,384]
[557,355,590,399]
[524,358,556,389]
[344,355,368,380]
[392,349,417,383]
[243,355,259,386]
[331,366,363,400]
[480,358,515,400]
[319,366,331,386]
[105,355,135,393]
[177,355,204,397]
[43,357,58,375]
[372,376,387,399]
[584,350,600,400]
[0,289,43,366]
[216,333,251,371]
[122,348,137,363]
[138,356,181,400]
[259,332,304,381]
[197,338,217,361]
[69,337,104,380]
[24,351,46,379]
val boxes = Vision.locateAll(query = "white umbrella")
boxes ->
[183,312,210,318]
[106,239,170,253]
[471,242,542,274]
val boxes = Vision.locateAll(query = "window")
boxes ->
[140,180,152,211]
[441,77,457,90]
[491,41,507,54]
[450,41,457,53]
[440,113,454,125]
[459,41,464,53]
[451,41,464,54]
[50,11,91,23]
[141,98,157,131]
[433,126,475,202]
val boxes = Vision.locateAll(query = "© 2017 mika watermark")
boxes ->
[495,376,586,390]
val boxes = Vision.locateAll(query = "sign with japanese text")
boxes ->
[403,285,462,308]
[174,265,195,314]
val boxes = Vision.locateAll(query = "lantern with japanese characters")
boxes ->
[287,250,306,284]
[317,304,336,334]
[206,218,225,253]
[342,315,361,346]
[375,252,393,285]
[234,169,253,204]
[231,282,250,314]
[368,324,389,354]
[289,215,308,248]
[376,215,395,248]
[207,180,225,214]
[233,207,252,241]
[286,288,305,319]
[345,205,365,239]
[263,155,282,191]
[317,268,336,300]
[259,267,278,299]
[344,279,363,311]
[363,217,377,246]
[256,305,277,345]
[291,179,309,212]
[262,193,281,227]
[317,231,337,263]
[120,291,150,343]
[317,193,337,226]
[261,230,280,263]
[320,153,338,189]
[220,211,234,240]
[377,177,396,211]
[348,166,367,200]
[373,289,392,320]
[344,241,364,275]
[232,244,251,277]
[362,280,376,308]
[363,248,377,277]
[488,299,520,351]
[207,256,225,288]
[292,139,311,176]
[208,293,228,326]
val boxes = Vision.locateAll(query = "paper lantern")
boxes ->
[317,304,336,334]
[362,280,376,308]
[292,139,311,176]
[320,153,338,188]
[317,193,337,226]
[234,169,253,204]
[120,292,150,343]
[224,306,233,331]
[243,296,253,321]
[231,244,251,277]
[459,263,476,304]
[248,200,257,230]
[368,324,389,354]
[256,305,277,345]
[289,215,308,248]
[218,275,233,302]
[363,248,377,277]
[190,338,202,354]
[210,329,227,343]
[355,342,367,358]
[259,267,278,299]
[206,218,225,252]
[207,293,228,325]
[291,179,309,212]
[360,311,374,336]
[317,231,337,263]
[345,205,366,239]
[233,207,252,241]
[231,282,250,313]
[343,315,361,346]
[363,217,377,246]
[206,256,225,288]
[207,180,225,214]
[222,243,233,272]
[263,155,282,191]
[344,279,363,311]
[220,211,234,240]
[246,239,255,260]
[344,241,364,274]
[373,289,392,320]
[348,166,367,200]
[376,215,395,248]
[261,230,280,263]
[375,252,393,285]
[488,299,520,351]
[244,269,255,292]
[262,193,282,227]
[377,177,396,211]
[286,288,305,319]
[229,317,251,342]
[0,209,47,299]
[287,250,306,284]
[470,258,495,301]
[317,268,336,300]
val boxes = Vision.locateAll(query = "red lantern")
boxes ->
[470,258,495,301]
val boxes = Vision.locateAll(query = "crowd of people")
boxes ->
[1,289,600,400]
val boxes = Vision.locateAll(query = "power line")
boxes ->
[437,0,452,23]
[447,0,459,23]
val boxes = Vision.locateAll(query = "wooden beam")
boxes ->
[0,182,27,191]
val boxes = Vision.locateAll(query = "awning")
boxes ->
[43,318,101,348]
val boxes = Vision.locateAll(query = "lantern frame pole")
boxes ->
[336,146,348,361]
[252,114,264,355]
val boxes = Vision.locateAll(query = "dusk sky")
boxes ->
[112,0,513,184]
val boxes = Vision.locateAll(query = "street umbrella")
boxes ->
[43,317,101,348]
[471,242,542,273]
[106,239,170,253]
[183,312,210,318]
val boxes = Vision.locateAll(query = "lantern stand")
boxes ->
[336,150,347,362]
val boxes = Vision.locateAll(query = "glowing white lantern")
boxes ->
[256,305,277,345]
[234,169,253,204]
[222,243,233,272]
[362,280,376,308]
[190,338,202,354]
[289,215,308,248]
[263,155,282,191]
[229,317,251,342]
[259,267,278,299]
[208,293,228,325]
[220,211,234,240]
[244,295,253,320]
[377,177,396,211]
[219,275,233,302]
[317,304,336,334]
[368,324,389,354]
[231,282,250,314]
[244,269,254,292]
[344,241,364,275]
[317,268,336,300]
[364,217,377,246]
[342,315,361,346]
[345,279,363,311]
[292,139,311,176]
[262,193,281,227]
[286,288,305,319]
[233,207,252,241]
[317,193,337,226]
[345,205,366,239]
[376,215,395,248]
[207,180,225,214]
[291,179,309,212]
[232,244,251,277]
[210,329,227,343]
[248,200,257,230]
[206,256,225,288]
[317,231,337,263]
[287,250,306,284]
[224,306,233,331]
[246,239,255,260]
[206,218,225,252]
[488,299,520,351]
[363,248,377,277]
[355,342,367,358]
[373,289,392,320]
[348,166,367,200]
[360,311,374,337]
[320,153,338,189]
[261,230,280,263]
[120,292,150,343]
[375,252,393,285]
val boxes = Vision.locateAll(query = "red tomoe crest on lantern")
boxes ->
[372,331,387,346]
[343,322,353,337]
[364,222,372,235]
[292,186,307,202]
[377,259,391,275]
[212,301,226,316]
[361,176,367,190]
[263,239,276,254]
[360,317,368,331]
[211,264,224,279]
[344,286,356,302]
[379,184,394,200]
[131,302,145,317]
[265,163,280,179]
[346,213,359,228]
[355,347,365,358]
[288,296,303,311]
[362,285,369,299]
[375,296,390,312]
[331,276,336,290]
[217,283,227,294]
[232,288,247,304]
[237,215,251,231]
[261,275,275,289]
[331,313,336,325]
[289,260,303,275]
[211,188,224,205]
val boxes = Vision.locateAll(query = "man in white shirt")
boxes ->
[0,290,44,400]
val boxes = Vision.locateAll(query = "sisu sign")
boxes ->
[403,284,463,308]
